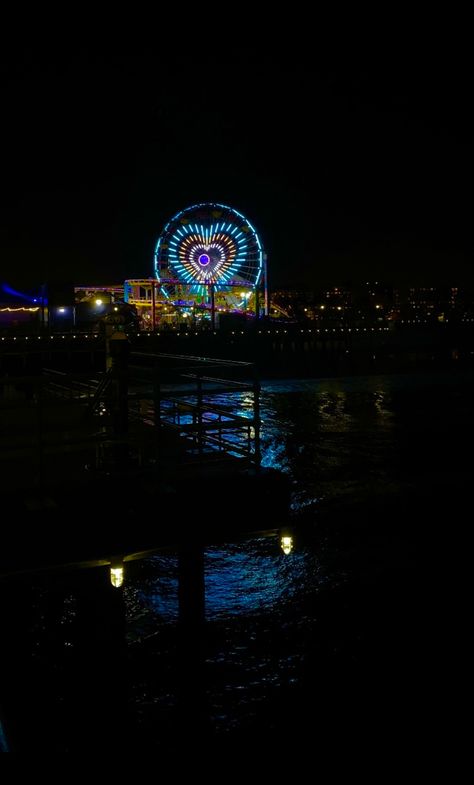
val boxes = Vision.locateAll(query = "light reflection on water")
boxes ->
[128,371,474,626]
[126,371,474,731]
[126,537,333,627]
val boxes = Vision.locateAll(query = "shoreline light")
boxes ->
[280,535,294,555]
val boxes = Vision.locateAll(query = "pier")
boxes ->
[1,340,291,567]
[0,339,293,751]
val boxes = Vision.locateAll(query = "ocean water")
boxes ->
[124,370,473,739]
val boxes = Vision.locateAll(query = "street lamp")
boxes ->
[280,535,294,555]
[110,559,124,588]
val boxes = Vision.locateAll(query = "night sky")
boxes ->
[1,36,472,291]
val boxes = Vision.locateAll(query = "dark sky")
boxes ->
[1,36,472,291]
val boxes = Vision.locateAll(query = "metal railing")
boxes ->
[128,351,261,468]
[0,350,262,493]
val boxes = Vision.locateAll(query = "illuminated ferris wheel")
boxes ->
[154,203,266,310]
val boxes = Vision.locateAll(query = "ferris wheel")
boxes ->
[154,203,265,305]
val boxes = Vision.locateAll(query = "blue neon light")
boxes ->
[154,202,264,302]
[1,283,40,303]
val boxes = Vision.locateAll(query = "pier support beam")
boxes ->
[177,540,207,732]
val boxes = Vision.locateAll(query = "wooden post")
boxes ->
[197,375,203,454]
[153,361,161,431]
[73,566,127,748]
[253,369,261,470]
[110,333,129,437]
[177,540,206,731]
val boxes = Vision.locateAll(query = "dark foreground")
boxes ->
[1,370,469,752]
[0,482,462,753]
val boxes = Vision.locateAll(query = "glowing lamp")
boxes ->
[280,535,294,555]
[110,562,124,588]
[95,298,103,306]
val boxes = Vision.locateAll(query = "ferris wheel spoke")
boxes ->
[154,203,265,318]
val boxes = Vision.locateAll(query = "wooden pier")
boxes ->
[0,343,292,751]
[0,344,290,575]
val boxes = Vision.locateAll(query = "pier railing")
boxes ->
[127,351,261,468]
[0,350,261,491]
